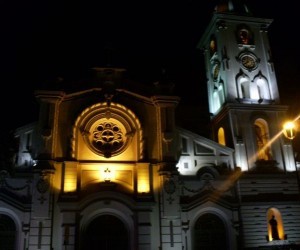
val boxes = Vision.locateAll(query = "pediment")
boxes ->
[176,127,235,175]
[176,127,234,157]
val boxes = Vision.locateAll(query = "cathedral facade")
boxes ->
[1,2,300,250]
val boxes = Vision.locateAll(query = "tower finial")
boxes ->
[214,0,252,15]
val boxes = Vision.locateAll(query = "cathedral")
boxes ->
[1,1,300,250]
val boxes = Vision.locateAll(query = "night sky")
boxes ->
[1,1,300,136]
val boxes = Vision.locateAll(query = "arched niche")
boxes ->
[71,102,143,161]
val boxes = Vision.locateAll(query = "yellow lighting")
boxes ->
[137,164,150,193]
[103,167,113,182]
[138,182,150,193]
[268,222,284,241]
[218,127,226,146]
[283,121,297,140]
[267,211,285,242]
[64,162,77,192]
[64,182,76,192]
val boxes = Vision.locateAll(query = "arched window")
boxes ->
[267,208,284,241]
[237,72,270,102]
[249,81,260,99]
[236,73,251,99]
[254,119,272,160]
[218,127,226,146]
[218,83,225,106]
[236,24,254,45]
[209,34,217,57]
[213,89,221,113]
[254,74,270,100]
[212,82,225,113]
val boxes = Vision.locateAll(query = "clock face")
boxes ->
[240,54,257,70]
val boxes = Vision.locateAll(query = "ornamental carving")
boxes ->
[74,102,143,159]
[36,178,49,194]
[92,122,124,154]
[164,178,176,194]
[85,118,129,158]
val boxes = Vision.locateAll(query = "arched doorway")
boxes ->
[0,214,16,250]
[193,213,228,250]
[81,214,129,250]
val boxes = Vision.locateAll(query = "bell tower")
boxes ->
[198,1,294,172]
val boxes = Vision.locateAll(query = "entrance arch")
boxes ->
[0,214,16,250]
[81,214,129,250]
[193,213,228,250]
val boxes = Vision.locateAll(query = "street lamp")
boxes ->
[283,121,297,140]
[283,120,300,199]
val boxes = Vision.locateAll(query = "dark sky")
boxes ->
[1,1,300,134]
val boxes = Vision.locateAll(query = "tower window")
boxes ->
[218,127,226,146]
[236,24,254,45]
[254,119,272,160]
[209,34,217,57]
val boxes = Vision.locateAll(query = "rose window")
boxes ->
[91,122,124,156]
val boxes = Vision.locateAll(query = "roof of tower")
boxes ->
[214,0,252,15]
